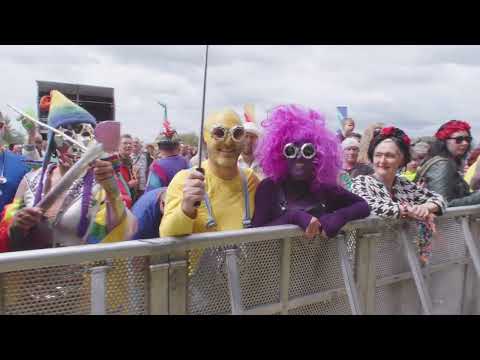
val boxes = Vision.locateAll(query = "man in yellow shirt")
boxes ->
[160,109,259,237]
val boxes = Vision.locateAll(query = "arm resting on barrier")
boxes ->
[318,184,371,238]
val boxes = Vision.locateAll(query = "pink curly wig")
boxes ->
[255,104,342,189]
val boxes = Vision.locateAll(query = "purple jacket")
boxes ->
[252,178,370,238]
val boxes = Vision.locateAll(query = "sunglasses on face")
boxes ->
[448,136,472,144]
[283,143,316,160]
[210,125,245,142]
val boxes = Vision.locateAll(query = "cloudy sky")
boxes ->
[1,45,480,143]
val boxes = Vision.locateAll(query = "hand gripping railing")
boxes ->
[0,205,480,315]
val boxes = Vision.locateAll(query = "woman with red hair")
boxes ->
[417,120,480,207]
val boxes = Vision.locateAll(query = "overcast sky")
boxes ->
[1,45,480,143]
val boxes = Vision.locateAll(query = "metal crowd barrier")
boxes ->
[1,205,480,315]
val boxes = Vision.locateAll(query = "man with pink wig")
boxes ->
[252,105,370,239]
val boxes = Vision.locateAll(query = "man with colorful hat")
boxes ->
[0,90,136,252]
[237,104,265,180]
[145,118,190,192]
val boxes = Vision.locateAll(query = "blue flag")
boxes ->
[336,106,348,126]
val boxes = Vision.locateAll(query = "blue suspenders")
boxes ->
[201,169,252,230]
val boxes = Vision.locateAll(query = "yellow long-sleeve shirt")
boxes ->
[465,158,479,191]
[159,161,259,237]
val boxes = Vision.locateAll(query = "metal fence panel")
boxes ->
[288,294,352,315]
[2,264,91,315]
[1,206,480,315]
[105,257,148,315]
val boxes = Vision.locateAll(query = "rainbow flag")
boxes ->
[0,199,24,252]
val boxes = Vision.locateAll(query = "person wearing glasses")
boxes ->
[416,120,480,207]
[160,109,259,239]
[251,105,369,239]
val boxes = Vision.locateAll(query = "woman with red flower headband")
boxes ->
[351,127,446,265]
[416,120,480,207]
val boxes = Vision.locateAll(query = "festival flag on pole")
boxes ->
[336,106,348,127]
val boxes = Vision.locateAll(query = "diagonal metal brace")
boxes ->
[337,234,363,315]
[460,216,480,279]
[399,226,433,315]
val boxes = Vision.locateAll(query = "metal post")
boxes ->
[461,258,476,314]
[355,232,378,314]
[90,266,109,315]
[461,217,480,278]
[148,255,169,315]
[168,251,188,315]
[280,238,291,315]
[338,234,363,315]
[225,248,244,315]
[462,219,480,314]
[0,274,4,315]
[399,227,433,315]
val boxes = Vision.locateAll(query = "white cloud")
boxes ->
[1,45,480,143]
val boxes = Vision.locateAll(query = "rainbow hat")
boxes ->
[33,90,97,207]
[47,90,96,129]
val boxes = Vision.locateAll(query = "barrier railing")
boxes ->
[1,205,480,315]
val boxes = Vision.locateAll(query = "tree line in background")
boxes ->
[177,132,199,147]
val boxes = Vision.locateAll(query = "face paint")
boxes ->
[54,123,95,167]
[285,141,315,181]
[203,110,244,168]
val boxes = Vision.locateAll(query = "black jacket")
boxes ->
[421,157,480,207]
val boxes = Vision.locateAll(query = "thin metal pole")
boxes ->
[196,45,209,172]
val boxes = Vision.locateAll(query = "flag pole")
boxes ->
[194,44,209,208]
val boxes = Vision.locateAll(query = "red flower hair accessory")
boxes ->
[435,120,471,140]
[381,126,395,136]
[378,126,411,147]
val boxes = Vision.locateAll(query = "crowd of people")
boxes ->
[1,91,480,269]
